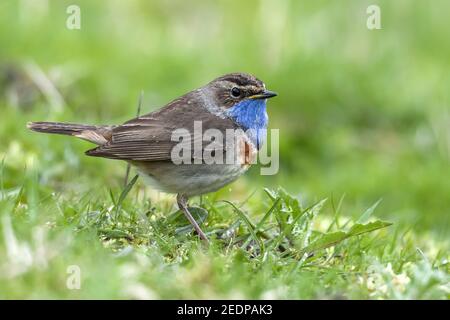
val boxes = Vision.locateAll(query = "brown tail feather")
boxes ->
[27,121,97,135]
[27,121,113,145]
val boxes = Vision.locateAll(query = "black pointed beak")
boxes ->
[251,90,278,100]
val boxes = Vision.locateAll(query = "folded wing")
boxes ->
[86,93,239,162]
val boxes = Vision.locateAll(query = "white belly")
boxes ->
[131,130,257,197]
[135,162,250,197]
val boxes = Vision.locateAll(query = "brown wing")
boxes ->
[85,120,177,161]
[86,91,239,161]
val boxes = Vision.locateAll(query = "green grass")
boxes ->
[0,168,447,299]
[0,0,449,299]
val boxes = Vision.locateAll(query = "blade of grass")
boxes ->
[300,220,393,256]
[242,197,280,248]
[357,198,382,224]
[115,174,139,220]
[124,91,143,187]
[327,193,346,232]
[267,200,321,252]
[222,200,264,253]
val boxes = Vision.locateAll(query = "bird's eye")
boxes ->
[230,87,241,98]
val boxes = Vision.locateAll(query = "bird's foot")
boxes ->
[177,194,209,243]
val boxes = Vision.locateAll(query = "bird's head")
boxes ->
[206,72,277,109]
[203,72,277,149]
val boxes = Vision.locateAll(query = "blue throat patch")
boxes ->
[226,98,268,149]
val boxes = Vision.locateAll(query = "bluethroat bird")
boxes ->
[28,73,277,242]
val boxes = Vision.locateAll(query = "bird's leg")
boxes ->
[176,194,209,242]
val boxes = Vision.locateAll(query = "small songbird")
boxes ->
[28,73,277,242]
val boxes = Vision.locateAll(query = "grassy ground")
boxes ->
[0,0,449,299]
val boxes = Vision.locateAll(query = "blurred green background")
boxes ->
[0,0,448,298]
